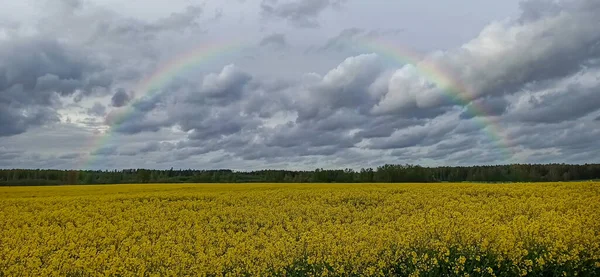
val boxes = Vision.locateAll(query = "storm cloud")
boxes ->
[111,88,131,107]
[0,37,111,136]
[1,0,599,169]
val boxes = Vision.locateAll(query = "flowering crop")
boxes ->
[1,183,599,276]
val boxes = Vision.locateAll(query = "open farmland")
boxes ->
[1,183,599,276]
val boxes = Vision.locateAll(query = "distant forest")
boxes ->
[1,164,600,186]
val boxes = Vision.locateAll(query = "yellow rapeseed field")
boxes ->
[1,183,599,276]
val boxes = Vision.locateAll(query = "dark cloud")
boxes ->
[259,33,288,49]
[0,148,23,161]
[453,119,486,135]
[119,142,161,156]
[0,38,110,136]
[3,0,600,169]
[131,93,165,113]
[318,27,363,51]
[0,38,105,98]
[87,102,106,116]
[213,8,224,21]
[353,117,425,139]
[0,104,57,137]
[108,56,394,161]
[154,5,203,31]
[185,112,260,140]
[111,88,131,107]
[422,137,480,160]
[78,5,204,45]
[90,145,117,156]
[366,118,458,150]
[435,136,477,152]
[31,2,208,92]
[110,111,170,135]
[509,121,600,156]
[506,78,600,123]
[260,0,346,28]
[367,132,428,150]
[518,0,561,23]
[58,152,81,159]
[309,109,367,132]
[56,0,83,10]
[315,27,405,52]
[100,38,593,165]
[0,18,20,32]
[241,80,295,118]
[460,97,509,119]
[110,64,253,135]
[450,148,508,166]
[263,123,359,149]
[140,142,161,153]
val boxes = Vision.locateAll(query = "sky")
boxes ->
[0,0,599,170]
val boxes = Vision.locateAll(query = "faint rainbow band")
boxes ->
[81,39,515,169]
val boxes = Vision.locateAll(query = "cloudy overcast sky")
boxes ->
[1,0,599,170]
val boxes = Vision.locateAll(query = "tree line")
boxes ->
[1,163,600,186]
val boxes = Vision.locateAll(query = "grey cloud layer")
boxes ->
[1,0,599,169]
[259,33,288,49]
[111,89,131,107]
[1,1,208,138]
[260,0,346,27]
[0,37,111,136]
[106,0,599,166]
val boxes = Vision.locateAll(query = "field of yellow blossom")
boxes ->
[1,183,599,276]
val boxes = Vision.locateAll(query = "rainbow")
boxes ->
[81,39,515,169]
[80,41,247,169]
[352,38,515,163]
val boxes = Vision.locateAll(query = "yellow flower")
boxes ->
[0,182,598,276]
